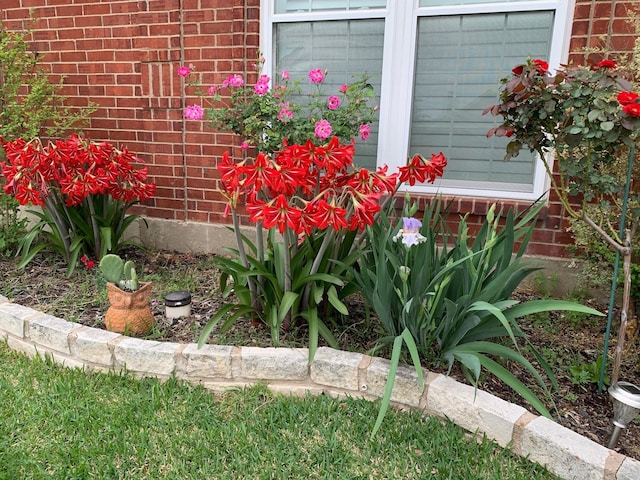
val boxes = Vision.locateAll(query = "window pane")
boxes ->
[274,20,384,169]
[409,11,554,189]
[276,0,386,14]
[420,0,547,6]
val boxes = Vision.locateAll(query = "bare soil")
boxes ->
[1,249,639,461]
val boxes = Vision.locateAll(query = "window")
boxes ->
[262,0,575,200]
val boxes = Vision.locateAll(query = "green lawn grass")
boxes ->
[0,342,559,479]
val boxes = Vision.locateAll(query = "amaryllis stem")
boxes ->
[86,195,100,258]
[43,192,71,261]
[301,228,336,311]
[231,207,257,303]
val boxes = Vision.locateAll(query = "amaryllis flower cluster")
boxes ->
[219,137,446,235]
[1,134,155,207]
[179,61,379,155]
[1,134,155,274]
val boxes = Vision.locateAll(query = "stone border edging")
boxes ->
[0,295,638,480]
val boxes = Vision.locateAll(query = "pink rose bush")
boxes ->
[180,61,378,154]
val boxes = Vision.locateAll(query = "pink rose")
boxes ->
[227,74,244,87]
[359,124,370,141]
[308,68,325,84]
[340,84,348,93]
[327,96,341,110]
[277,108,294,122]
[241,141,250,151]
[281,70,290,80]
[254,82,269,95]
[177,66,191,77]
[183,105,204,120]
[314,119,332,139]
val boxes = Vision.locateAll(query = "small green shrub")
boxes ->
[568,355,610,389]
[0,20,94,142]
[0,193,26,256]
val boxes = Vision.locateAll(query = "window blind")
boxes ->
[409,11,554,190]
[275,0,386,14]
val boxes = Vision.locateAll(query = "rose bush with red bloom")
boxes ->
[485,56,640,210]
[180,60,378,155]
[1,134,155,274]
[202,137,446,359]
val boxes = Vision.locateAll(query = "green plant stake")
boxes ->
[599,144,636,392]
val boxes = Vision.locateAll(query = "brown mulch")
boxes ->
[0,249,639,461]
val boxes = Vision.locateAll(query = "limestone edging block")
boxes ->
[0,302,36,337]
[179,343,234,379]
[28,314,78,355]
[240,346,308,380]
[425,373,528,448]
[363,356,424,407]
[70,327,122,366]
[520,416,611,480]
[113,337,180,376]
[310,347,363,391]
[617,457,640,480]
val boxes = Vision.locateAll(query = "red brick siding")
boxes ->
[1,1,636,257]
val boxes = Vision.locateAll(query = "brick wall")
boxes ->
[0,0,636,257]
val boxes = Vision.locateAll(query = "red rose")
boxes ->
[617,91,639,106]
[622,103,640,117]
[86,260,95,269]
[505,129,514,137]
[597,59,617,69]
[532,59,549,74]
[511,65,524,75]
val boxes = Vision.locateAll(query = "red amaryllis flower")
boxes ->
[347,190,381,231]
[622,103,640,117]
[240,152,274,191]
[424,152,447,182]
[218,151,242,189]
[617,91,639,106]
[398,152,447,186]
[398,155,428,186]
[309,198,348,231]
[315,136,355,175]
[262,194,302,234]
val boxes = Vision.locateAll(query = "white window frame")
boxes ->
[261,0,576,201]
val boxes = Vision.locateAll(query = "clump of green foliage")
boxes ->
[0,18,96,256]
[0,20,93,140]
[0,191,26,257]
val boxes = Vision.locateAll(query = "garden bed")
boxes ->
[1,248,639,461]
